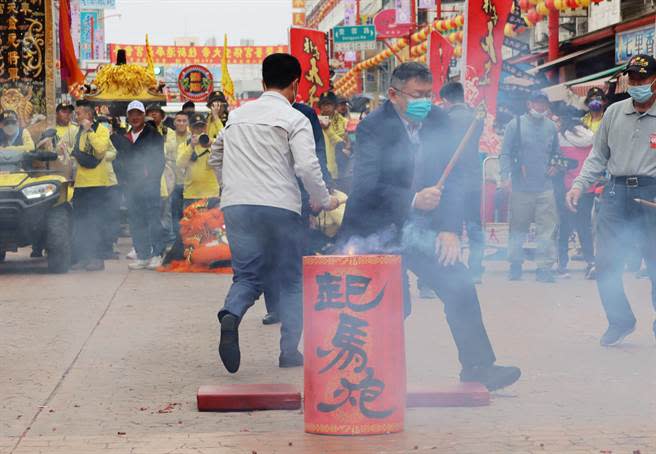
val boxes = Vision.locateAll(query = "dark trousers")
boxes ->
[126,186,164,261]
[101,185,121,255]
[596,183,656,328]
[405,253,497,370]
[219,205,304,355]
[464,190,484,276]
[73,186,108,262]
[170,185,184,235]
[557,191,595,269]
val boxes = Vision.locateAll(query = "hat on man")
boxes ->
[0,111,19,123]
[624,54,656,77]
[207,90,227,106]
[56,102,75,112]
[318,91,338,106]
[528,90,549,103]
[127,100,146,113]
[145,103,165,114]
[182,100,196,111]
[189,112,207,126]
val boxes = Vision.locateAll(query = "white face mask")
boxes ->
[3,125,18,136]
[529,109,546,120]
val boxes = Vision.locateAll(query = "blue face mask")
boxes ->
[627,83,654,103]
[405,98,432,122]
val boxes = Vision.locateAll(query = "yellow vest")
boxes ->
[176,142,220,200]
[73,124,112,188]
[323,114,347,179]
[207,117,224,141]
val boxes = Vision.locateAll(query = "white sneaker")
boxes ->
[126,248,137,260]
[128,259,150,270]
[147,256,163,270]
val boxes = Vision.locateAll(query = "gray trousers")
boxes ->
[508,189,558,269]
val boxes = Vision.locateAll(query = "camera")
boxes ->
[199,134,211,148]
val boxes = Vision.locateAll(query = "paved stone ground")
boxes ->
[1,242,655,453]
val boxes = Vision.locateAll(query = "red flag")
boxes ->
[428,31,454,100]
[289,28,330,109]
[463,0,514,153]
[59,0,85,88]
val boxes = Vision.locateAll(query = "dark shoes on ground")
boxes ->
[218,314,241,373]
[600,322,636,347]
[262,312,280,325]
[460,364,522,392]
[508,264,522,281]
[279,350,304,368]
[30,250,43,258]
[536,268,555,283]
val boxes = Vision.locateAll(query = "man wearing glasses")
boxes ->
[340,62,521,392]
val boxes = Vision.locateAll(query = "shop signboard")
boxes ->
[615,24,656,64]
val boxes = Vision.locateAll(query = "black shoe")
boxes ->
[584,263,596,280]
[30,250,43,258]
[600,323,636,347]
[218,314,241,373]
[279,350,304,368]
[262,312,280,325]
[536,268,555,283]
[460,364,522,392]
[508,264,522,281]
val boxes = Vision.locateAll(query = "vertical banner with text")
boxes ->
[395,0,412,24]
[428,31,454,100]
[463,0,513,153]
[290,27,330,108]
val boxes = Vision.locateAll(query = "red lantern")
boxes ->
[520,0,530,10]
[545,0,555,8]
[527,8,540,24]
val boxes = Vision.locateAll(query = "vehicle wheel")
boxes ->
[0,250,5,262]
[46,205,72,274]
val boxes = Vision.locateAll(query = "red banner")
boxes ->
[428,31,454,100]
[303,255,406,436]
[463,0,513,153]
[290,27,330,108]
[108,44,288,66]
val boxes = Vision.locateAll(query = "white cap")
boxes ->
[127,100,145,113]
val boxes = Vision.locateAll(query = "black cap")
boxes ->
[56,102,75,112]
[0,111,18,123]
[528,90,549,103]
[318,91,338,106]
[76,99,91,108]
[585,87,606,101]
[624,54,656,77]
[145,103,165,114]
[189,112,207,126]
[207,90,227,106]
[182,100,196,110]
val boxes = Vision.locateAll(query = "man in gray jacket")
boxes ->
[500,91,561,283]
[210,53,338,373]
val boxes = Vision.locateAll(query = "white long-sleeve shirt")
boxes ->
[210,91,330,215]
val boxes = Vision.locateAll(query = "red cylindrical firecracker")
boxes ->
[303,255,406,435]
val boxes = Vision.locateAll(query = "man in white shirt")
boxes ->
[211,53,338,373]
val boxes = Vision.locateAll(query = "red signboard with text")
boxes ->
[463,0,513,153]
[290,27,330,108]
[428,31,454,100]
[303,255,406,436]
[374,9,414,39]
[108,43,288,66]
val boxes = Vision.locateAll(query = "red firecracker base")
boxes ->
[197,384,302,412]
[406,383,490,408]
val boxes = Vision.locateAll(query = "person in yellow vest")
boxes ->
[581,87,607,134]
[0,110,34,152]
[70,101,111,272]
[176,113,219,208]
[146,104,177,246]
[169,112,190,236]
[97,115,122,260]
[318,92,349,180]
[206,91,227,141]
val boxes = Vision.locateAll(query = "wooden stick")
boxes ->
[434,102,487,191]
[634,198,656,209]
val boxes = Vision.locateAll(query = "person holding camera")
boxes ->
[70,101,111,272]
[500,91,561,283]
[110,101,166,271]
[176,113,220,208]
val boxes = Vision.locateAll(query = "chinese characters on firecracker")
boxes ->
[314,273,395,420]
[303,36,324,107]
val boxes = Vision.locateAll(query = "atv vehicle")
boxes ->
[0,143,73,273]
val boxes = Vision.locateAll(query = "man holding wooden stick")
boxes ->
[340,62,521,392]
